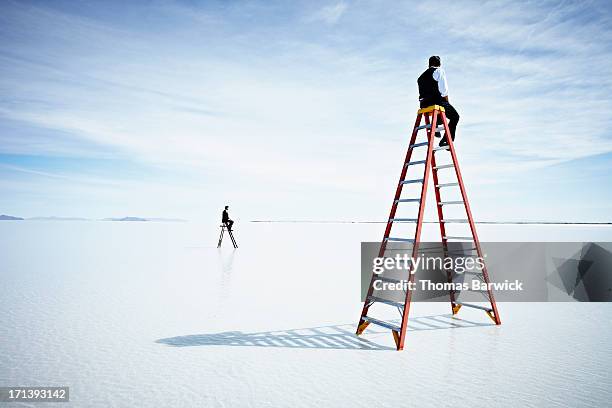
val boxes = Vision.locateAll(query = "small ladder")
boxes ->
[356,105,501,350]
[217,224,238,248]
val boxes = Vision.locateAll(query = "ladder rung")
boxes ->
[406,159,426,167]
[389,218,418,223]
[375,275,405,284]
[367,296,404,308]
[363,316,401,332]
[436,182,459,188]
[395,198,421,203]
[438,201,464,205]
[454,302,492,312]
[434,145,450,151]
[386,237,415,243]
[441,219,468,223]
[409,142,429,149]
[433,164,454,170]
[446,248,478,255]
[400,178,424,185]
[444,236,474,241]
[415,124,445,132]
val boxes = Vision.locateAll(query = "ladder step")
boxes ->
[389,218,418,223]
[400,178,424,185]
[446,247,478,255]
[433,164,454,170]
[386,237,415,243]
[395,198,421,203]
[454,302,492,312]
[444,236,474,241]
[363,316,401,332]
[438,201,464,205]
[434,145,450,151]
[415,124,445,131]
[436,182,459,188]
[375,275,405,284]
[367,296,405,308]
[406,159,426,167]
[441,219,468,223]
[409,142,429,149]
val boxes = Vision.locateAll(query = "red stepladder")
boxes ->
[356,105,501,351]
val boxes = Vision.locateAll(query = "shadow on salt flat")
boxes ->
[155,314,493,351]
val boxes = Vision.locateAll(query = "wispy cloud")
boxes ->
[309,2,348,25]
[1,0,611,221]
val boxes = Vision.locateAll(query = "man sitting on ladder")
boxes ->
[222,205,234,231]
[417,55,460,147]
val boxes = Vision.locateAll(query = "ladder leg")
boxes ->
[396,110,437,350]
[229,230,238,248]
[357,113,424,335]
[217,228,224,248]
[439,112,501,325]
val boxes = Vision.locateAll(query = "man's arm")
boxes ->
[433,68,449,101]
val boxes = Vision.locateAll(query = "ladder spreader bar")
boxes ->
[386,237,415,243]
[367,296,404,308]
[438,201,464,205]
[454,302,493,312]
[389,218,418,223]
[363,316,401,332]
[400,178,424,185]
[436,182,459,188]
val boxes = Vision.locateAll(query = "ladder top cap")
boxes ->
[417,105,446,114]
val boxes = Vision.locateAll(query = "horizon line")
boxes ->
[249,220,612,225]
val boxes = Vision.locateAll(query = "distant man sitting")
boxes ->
[222,205,234,231]
[417,55,460,147]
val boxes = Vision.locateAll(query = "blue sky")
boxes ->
[1,0,612,221]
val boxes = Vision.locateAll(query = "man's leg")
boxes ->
[438,102,460,145]
[227,220,234,231]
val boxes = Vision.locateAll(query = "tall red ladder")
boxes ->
[356,104,501,351]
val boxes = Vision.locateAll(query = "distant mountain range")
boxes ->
[102,217,186,222]
[0,214,186,222]
[0,214,24,220]
[29,216,89,221]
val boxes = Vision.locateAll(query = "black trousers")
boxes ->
[224,220,234,230]
[435,101,460,141]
